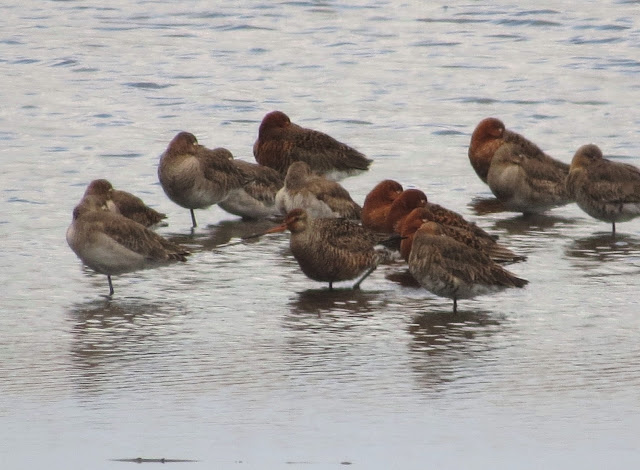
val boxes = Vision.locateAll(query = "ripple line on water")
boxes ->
[123,81,173,90]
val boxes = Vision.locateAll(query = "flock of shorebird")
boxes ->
[67,111,640,312]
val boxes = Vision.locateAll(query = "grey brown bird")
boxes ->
[253,110,372,180]
[408,222,528,313]
[468,117,571,213]
[265,208,395,290]
[66,195,190,296]
[361,180,404,232]
[83,179,167,228]
[398,208,523,264]
[158,131,248,228]
[218,159,284,220]
[566,143,640,234]
[275,161,362,219]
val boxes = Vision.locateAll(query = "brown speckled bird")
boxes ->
[361,180,404,232]
[266,208,396,290]
[66,195,190,296]
[468,117,571,213]
[253,110,372,180]
[395,194,498,242]
[408,222,528,313]
[384,189,496,244]
[158,131,249,227]
[275,161,361,219]
[566,143,640,234]
[83,179,167,228]
[398,208,524,264]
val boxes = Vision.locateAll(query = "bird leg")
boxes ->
[107,275,114,296]
[352,265,377,290]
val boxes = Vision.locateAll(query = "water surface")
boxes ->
[2,1,640,469]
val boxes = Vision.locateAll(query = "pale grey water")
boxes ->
[2,1,640,468]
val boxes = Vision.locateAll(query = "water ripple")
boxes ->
[569,36,623,44]
[496,19,561,27]
[124,81,173,89]
[3,0,640,466]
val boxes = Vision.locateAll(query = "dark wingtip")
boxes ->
[378,233,405,250]
[171,250,191,262]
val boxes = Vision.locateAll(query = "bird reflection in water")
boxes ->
[163,218,281,252]
[407,308,504,392]
[565,232,640,264]
[487,214,577,256]
[67,298,188,394]
[468,196,507,216]
[287,288,383,320]
[282,289,396,384]
[469,196,576,236]
[385,268,421,288]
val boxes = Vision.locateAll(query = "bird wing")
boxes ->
[413,233,517,287]
[320,219,379,253]
[493,144,570,200]
[96,213,187,260]
[289,127,372,172]
[433,237,500,285]
[584,159,640,203]
[199,147,249,186]
[232,160,283,203]
[425,203,496,241]
[306,177,362,218]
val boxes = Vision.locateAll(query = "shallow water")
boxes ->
[2,1,640,468]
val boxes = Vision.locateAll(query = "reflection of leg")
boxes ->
[352,265,377,290]
[452,287,459,313]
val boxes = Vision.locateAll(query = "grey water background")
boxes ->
[2,1,640,468]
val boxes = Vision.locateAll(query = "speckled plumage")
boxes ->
[66,195,189,296]
[384,188,495,242]
[158,131,249,227]
[218,159,284,220]
[399,208,523,264]
[84,179,167,227]
[566,144,640,234]
[488,143,571,213]
[267,208,393,289]
[275,161,361,219]
[253,110,372,181]
[410,199,496,240]
[469,117,571,213]
[408,222,528,313]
